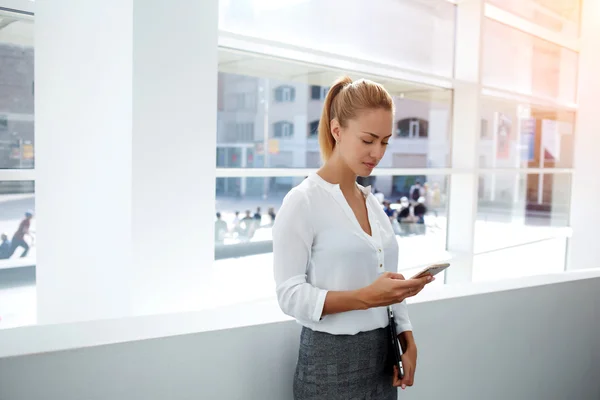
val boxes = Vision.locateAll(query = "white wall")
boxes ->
[1,276,598,400]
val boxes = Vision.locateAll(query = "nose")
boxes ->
[370,142,386,161]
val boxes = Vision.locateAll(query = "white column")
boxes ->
[35,0,218,324]
[567,0,600,271]
[445,0,484,284]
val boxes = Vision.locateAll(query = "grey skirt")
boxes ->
[293,326,396,400]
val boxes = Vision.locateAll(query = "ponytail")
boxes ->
[317,76,394,163]
[318,76,353,162]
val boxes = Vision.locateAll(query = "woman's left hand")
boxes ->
[392,347,417,390]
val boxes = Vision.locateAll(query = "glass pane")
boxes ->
[0,19,35,169]
[475,173,571,254]
[217,69,452,168]
[479,98,575,169]
[482,19,578,103]
[219,0,456,77]
[0,180,36,329]
[214,174,449,304]
[488,0,581,39]
[473,237,567,282]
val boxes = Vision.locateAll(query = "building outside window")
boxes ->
[273,121,294,138]
[308,120,319,137]
[310,85,328,100]
[274,85,295,102]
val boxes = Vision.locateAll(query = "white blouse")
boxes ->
[273,173,413,335]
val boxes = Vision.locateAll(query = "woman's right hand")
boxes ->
[358,272,433,309]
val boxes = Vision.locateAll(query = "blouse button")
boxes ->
[378,248,382,252]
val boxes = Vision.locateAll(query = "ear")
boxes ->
[330,118,342,143]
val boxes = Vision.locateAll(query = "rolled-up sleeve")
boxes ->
[392,300,413,333]
[273,189,328,323]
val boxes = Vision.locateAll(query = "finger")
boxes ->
[388,272,405,280]
[392,365,402,387]
[394,277,430,290]
[400,368,413,389]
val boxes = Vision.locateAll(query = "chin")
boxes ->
[356,166,374,177]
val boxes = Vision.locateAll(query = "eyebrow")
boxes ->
[362,131,392,139]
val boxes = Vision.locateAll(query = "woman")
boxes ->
[273,76,434,399]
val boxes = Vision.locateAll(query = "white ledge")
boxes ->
[0,268,598,359]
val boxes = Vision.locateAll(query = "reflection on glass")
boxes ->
[216,71,452,169]
[0,20,35,169]
[473,237,567,282]
[483,19,578,103]
[487,0,580,39]
[475,173,570,254]
[214,175,449,270]
[479,99,575,169]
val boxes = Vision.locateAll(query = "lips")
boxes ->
[364,162,376,169]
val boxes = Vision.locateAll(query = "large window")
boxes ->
[214,50,454,304]
[475,13,577,281]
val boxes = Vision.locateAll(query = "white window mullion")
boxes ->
[445,0,485,284]
[0,169,35,181]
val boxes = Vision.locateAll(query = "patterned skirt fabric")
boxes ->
[293,327,396,400]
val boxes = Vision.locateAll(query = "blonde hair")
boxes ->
[318,76,394,162]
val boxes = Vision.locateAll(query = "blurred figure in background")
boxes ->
[0,233,11,260]
[409,180,422,203]
[215,212,228,244]
[7,210,34,258]
[397,197,412,223]
[231,211,242,236]
[241,210,255,240]
[383,201,394,217]
[413,197,427,235]
[253,207,262,227]
[268,207,276,225]
[414,197,427,224]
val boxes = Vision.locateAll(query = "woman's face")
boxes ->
[332,108,393,177]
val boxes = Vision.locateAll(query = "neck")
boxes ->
[318,155,357,193]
